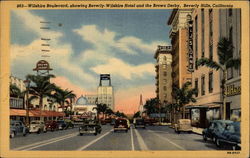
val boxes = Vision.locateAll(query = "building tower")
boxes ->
[154,45,172,104]
[97,74,114,110]
[138,94,144,115]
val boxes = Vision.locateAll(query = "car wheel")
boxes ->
[114,130,116,133]
[23,132,27,136]
[143,127,146,129]
[44,129,47,133]
[125,130,128,133]
[37,129,40,134]
[94,132,97,136]
[80,133,83,136]
[203,134,207,141]
[215,138,221,148]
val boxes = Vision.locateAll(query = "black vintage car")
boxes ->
[202,120,233,142]
[79,120,102,136]
[215,121,241,150]
[134,118,146,129]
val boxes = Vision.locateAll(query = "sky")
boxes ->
[11,9,172,114]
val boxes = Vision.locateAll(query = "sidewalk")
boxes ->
[192,127,204,135]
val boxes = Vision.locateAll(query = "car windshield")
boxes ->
[227,122,240,134]
[31,122,39,124]
[57,121,64,123]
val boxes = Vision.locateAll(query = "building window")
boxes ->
[227,67,233,80]
[201,76,205,96]
[209,44,213,60]
[209,72,213,93]
[195,79,198,97]
[163,71,167,76]
[163,86,167,91]
[229,26,233,43]
[229,9,232,16]
[201,9,205,57]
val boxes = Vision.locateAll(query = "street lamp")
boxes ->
[24,79,30,126]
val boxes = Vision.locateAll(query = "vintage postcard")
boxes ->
[0,0,249,158]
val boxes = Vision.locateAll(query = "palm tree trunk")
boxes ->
[39,96,43,121]
[222,70,227,120]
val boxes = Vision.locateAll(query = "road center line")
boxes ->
[134,129,148,150]
[130,128,135,151]
[12,132,78,150]
[148,129,185,150]
[77,129,112,151]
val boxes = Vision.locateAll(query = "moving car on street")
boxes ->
[10,120,28,138]
[79,120,102,136]
[45,120,58,131]
[214,121,241,150]
[175,119,192,133]
[114,118,129,132]
[202,120,233,142]
[134,118,146,129]
[29,120,46,134]
[57,120,67,130]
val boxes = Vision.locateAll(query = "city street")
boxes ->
[11,125,220,151]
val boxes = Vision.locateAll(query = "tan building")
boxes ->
[154,45,172,104]
[189,9,241,127]
[97,86,114,110]
[167,9,193,119]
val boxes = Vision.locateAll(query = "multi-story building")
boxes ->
[154,45,172,105]
[97,74,114,110]
[9,75,64,122]
[85,94,98,105]
[189,9,241,127]
[167,9,193,119]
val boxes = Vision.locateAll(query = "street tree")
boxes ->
[197,37,240,120]
[173,82,197,119]
[26,74,56,120]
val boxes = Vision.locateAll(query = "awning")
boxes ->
[10,109,65,117]
[186,103,220,109]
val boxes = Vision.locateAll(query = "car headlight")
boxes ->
[79,127,82,130]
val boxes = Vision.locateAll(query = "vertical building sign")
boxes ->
[188,20,194,72]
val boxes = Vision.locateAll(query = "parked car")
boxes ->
[29,120,46,134]
[215,121,241,150]
[45,120,58,131]
[202,120,233,142]
[134,118,146,129]
[57,120,67,130]
[144,118,157,126]
[175,119,192,133]
[105,118,111,124]
[10,120,28,138]
[114,118,129,132]
[65,119,74,129]
[79,120,102,136]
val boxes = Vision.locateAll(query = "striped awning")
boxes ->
[10,109,64,117]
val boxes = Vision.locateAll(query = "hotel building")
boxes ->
[154,45,172,105]
[167,9,193,119]
[189,9,241,127]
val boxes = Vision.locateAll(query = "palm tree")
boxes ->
[53,87,76,117]
[93,103,108,120]
[10,84,24,98]
[26,74,56,120]
[105,108,114,116]
[173,82,197,119]
[133,111,141,118]
[197,37,240,120]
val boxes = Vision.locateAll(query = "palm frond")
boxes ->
[197,58,222,70]
[225,58,241,69]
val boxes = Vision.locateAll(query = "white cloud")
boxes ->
[91,58,155,80]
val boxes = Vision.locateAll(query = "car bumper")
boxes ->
[114,127,127,131]
[79,130,95,134]
[29,129,39,132]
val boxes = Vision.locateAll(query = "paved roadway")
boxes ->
[10,125,222,151]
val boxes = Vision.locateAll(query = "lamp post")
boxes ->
[24,79,30,126]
